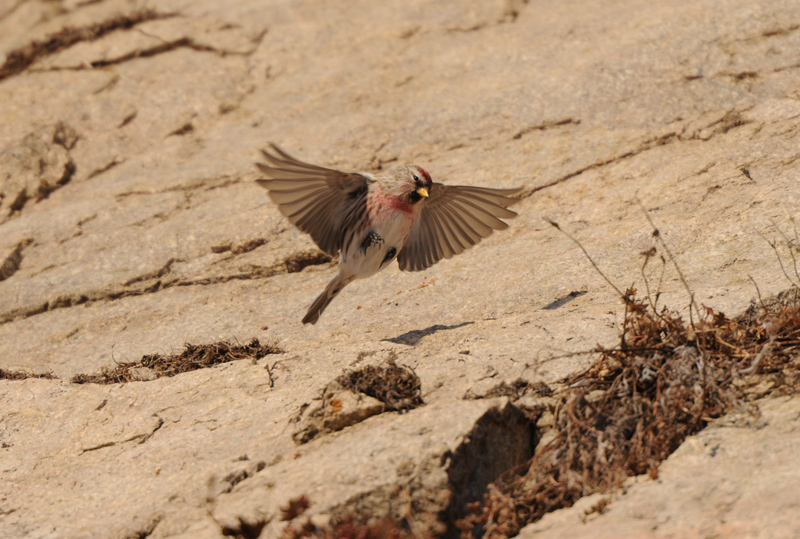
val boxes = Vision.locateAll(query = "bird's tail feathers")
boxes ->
[302,275,351,325]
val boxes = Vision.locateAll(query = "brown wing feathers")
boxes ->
[397,184,522,271]
[256,144,522,271]
[255,144,370,256]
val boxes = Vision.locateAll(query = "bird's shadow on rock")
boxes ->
[383,322,474,346]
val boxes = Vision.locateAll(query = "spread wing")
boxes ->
[255,144,372,256]
[397,183,522,272]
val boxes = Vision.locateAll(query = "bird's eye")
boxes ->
[413,175,420,184]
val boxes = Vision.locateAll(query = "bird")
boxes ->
[255,144,522,324]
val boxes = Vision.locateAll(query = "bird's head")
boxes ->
[389,166,432,205]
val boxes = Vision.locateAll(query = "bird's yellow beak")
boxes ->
[416,186,429,198]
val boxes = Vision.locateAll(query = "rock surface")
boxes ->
[521,396,800,538]
[1,0,800,537]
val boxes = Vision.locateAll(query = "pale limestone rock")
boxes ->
[2,0,800,537]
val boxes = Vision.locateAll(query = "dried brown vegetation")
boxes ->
[0,369,56,381]
[457,288,800,539]
[337,361,423,412]
[71,338,282,384]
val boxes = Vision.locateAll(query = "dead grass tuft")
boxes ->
[457,288,800,539]
[337,361,423,412]
[71,338,282,384]
[0,369,56,381]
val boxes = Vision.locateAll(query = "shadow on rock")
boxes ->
[383,322,474,346]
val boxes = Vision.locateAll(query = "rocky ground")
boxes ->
[2,0,800,538]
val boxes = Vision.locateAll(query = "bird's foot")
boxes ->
[360,230,383,253]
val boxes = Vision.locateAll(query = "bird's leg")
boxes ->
[360,230,383,254]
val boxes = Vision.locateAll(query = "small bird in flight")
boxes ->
[256,144,522,324]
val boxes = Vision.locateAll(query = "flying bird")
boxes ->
[256,144,522,324]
